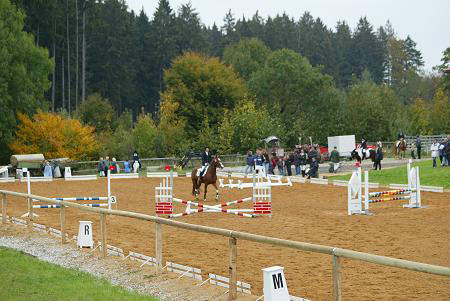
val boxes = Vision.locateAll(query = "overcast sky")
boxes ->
[126,0,450,71]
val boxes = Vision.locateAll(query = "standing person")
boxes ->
[276,155,284,176]
[298,148,307,177]
[110,158,118,174]
[270,154,277,175]
[262,150,270,175]
[244,150,254,176]
[43,160,53,178]
[285,153,293,176]
[329,146,340,173]
[103,156,110,177]
[438,142,446,166]
[98,157,104,177]
[415,135,422,159]
[430,140,439,168]
[307,146,318,165]
[444,134,450,167]
[374,142,384,170]
[293,149,301,176]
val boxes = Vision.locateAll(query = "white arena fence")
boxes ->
[1,190,450,301]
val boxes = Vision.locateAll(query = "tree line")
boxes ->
[1,0,449,163]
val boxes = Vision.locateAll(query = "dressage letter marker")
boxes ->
[77,221,93,248]
[262,266,290,301]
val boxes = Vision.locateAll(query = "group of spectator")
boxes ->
[430,134,450,168]
[97,152,142,176]
[244,145,322,179]
[41,160,62,178]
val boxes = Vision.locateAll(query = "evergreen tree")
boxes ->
[175,3,205,53]
[151,0,177,96]
[404,35,424,71]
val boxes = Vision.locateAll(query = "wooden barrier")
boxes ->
[1,190,450,300]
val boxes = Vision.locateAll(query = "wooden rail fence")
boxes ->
[1,190,450,300]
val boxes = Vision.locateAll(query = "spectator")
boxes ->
[299,148,307,177]
[254,149,264,168]
[444,134,450,167]
[374,142,383,170]
[307,157,319,179]
[307,147,318,165]
[262,150,270,175]
[293,149,301,176]
[123,161,131,173]
[270,154,277,175]
[285,153,293,176]
[415,135,422,159]
[43,160,53,178]
[98,157,104,177]
[244,150,254,176]
[276,156,285,176]
[438,142,446,166]
[329,146,340,173]
[103,156,110,176]
[430,140,439,168]
[110,158,118,174]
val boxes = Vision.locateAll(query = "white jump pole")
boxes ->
[416,167,421,207]
[364,170,369,214]
[107,169,111,210]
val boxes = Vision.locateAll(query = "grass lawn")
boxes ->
[328,160,450,189]
[0,247,158,301]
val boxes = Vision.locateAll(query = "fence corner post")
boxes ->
[100,213,107,258]
[332,250,342,301]
[229,236,237,300]
[155,222,163,273]
[2,193,7,224]
[60,204,66,244]
[27,196,33,231]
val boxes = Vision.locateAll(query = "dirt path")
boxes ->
[1,177,449,300]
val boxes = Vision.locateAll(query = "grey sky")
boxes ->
[126,0,450,71]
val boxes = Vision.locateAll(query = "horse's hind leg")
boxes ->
[203,184,208,202]
[212,182,219,201]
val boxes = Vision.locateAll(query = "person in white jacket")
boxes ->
[430,140,440,168]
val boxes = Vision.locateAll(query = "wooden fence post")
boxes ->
[229,237,237,300]
[27,196,33,230]
[60,204,66,244]
[2,193,6,224]
[332,253,342,301]
[100,213,107,258]
[155,222,163,273]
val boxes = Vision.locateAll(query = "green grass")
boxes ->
[328,160,450,189]
[0,247,158,301]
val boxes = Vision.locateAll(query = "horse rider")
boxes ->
[361,138,368,160]
[397,131,406,149]
[132,151,141,173]
[198,147,212,185]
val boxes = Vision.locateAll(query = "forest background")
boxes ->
[1,0,449,163]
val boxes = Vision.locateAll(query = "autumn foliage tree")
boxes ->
[10,112,99,160]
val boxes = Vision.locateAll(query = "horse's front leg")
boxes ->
[203,184,208,202]
[212,182,219,201]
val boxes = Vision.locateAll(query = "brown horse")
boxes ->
[396,139,407,159]
[191,155,224,201]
